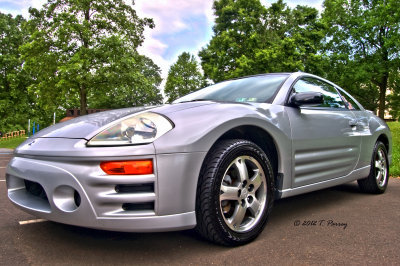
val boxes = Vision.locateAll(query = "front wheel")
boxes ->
[357,141,389,194]
[195,139,274,246]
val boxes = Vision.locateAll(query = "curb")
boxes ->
[0,148,14,154]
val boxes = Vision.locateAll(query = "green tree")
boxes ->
[89,54,163,108]
[322,0,400,118]
[319,54,380,111]
[251,3,326,76]
[165,52,206,103]
[199,0,325,82]
[199,0,267,82]
[21,0,156,115]
[387,71,400,120]
[0,12,31,132]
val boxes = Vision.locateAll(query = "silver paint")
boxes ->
[6,72,392,232]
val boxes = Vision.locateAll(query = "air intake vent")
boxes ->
[122,202,154,211]
[24,179,48,201]
[115,183,154,193]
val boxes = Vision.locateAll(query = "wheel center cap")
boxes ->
[242,188,248,198]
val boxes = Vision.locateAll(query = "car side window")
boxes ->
[337,88,361,110]
[292,77,347,109]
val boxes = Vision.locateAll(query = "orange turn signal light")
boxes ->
[100,160,153,175]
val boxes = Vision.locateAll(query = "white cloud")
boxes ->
[138,31,167,57]
[135,0,214,34]
[26,0,46,16]
[0,0,46,18]
[135,0,215,93]
[137,30,170,95]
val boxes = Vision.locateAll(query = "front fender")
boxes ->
[153,103,292,175]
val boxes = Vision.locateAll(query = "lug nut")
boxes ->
[247,196,253,203]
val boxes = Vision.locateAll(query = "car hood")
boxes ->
[32,102,215,140]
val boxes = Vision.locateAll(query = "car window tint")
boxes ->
[338,88,361,110]
[174,74,288,104]
[292,77,346,109]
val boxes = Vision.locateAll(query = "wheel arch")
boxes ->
[215,125,279,176]
[377,133,389,153]
[198,124,285,199]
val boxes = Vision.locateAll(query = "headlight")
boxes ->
[87,112,173,146]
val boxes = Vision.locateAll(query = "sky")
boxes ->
[0,0,323,84]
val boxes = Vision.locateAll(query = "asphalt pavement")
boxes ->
[1,153,399,265]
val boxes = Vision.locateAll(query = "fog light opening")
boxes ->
[74,190,81,207]
[53,185,81,212]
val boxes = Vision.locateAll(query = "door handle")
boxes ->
[349,119,358,127]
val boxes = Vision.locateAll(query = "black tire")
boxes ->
[357,141,389,194]
[195,139,274,246]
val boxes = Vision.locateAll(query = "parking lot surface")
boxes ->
[1,152,399,265]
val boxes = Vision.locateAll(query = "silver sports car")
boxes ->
[6,72,392,246]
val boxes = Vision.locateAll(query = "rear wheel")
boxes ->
[195,139,274,246]
[357,141,389,194]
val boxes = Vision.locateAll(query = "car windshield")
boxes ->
[174,74,289,104]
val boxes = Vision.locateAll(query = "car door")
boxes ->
[286,77,362,188]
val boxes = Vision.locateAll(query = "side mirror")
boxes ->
[289,92,324,107]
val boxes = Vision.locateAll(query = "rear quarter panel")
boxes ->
[354,111,392,169]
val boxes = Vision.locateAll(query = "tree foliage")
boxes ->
[387,72,400,120]
[21,0,161,116]
[322,0,400,118]
[89,55,163,108]
[199,0,325,82]
[164,52,206,103]
[0,12,31,132]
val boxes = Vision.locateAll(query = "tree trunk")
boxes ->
[80,85,87,115]
[378,74,388,119]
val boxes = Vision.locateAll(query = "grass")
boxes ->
[387,122,399,177]
[0,137,27,149]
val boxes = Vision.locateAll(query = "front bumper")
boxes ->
[6,143,206,232]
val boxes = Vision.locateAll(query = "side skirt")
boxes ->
[278,166,370,199]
